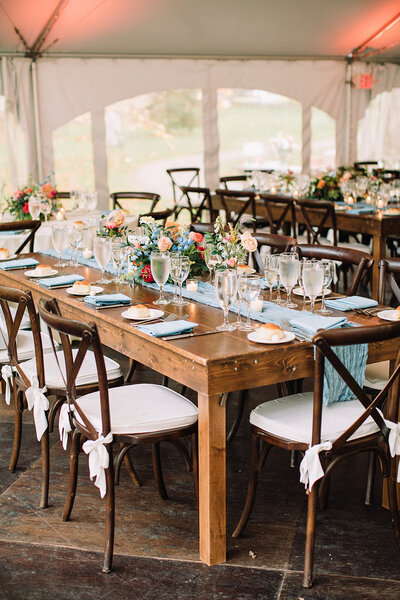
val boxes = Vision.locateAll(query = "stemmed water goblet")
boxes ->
[204,244,221,284]
[40,196,52,222]
[238,274,261,331]
[150,251,171,305]
[169,251,181,302]
[170,255,190,306]
[28,195,41,220]
[52,223,68,267]
[111,239,128,285]
[298,260,307,312]
[214,270,237,331]
[94,236,112,284]
[302,260,324,314]
[234,275,247,330]
[67,224,84,266]
[264,254,279,302]
[279,253,299,308]
[317,260,334,314]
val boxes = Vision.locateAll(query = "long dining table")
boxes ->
[0,253,398,566]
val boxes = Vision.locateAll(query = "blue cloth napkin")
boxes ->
[325,296,378,312]
[39,274,84,288]
[289,314,347,340]
[0,230,20,235]
[0,258,39,270]
[84,293,131,307]
[346,207,375,215]
[137,320,198,337]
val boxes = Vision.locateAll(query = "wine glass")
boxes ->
[204,244,221,284]
[170,255,190,306]
[52,224,68,267]
[168,251,181,302]
[317,260,334,314]
[111,239,128,284]
[214,270,237,331]
[67,225,84,267]
[151,251,171,305]
[234,275,247,330]
[28,195,41,220]
[94,236,112,284]
[264,254,279,302]
[40,197,52,222]
[302,261,324,314]
[239,274,261,331]
[298,260,308,312]
[279,253,299,308]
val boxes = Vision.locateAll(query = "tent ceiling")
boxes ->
[0,0,399,60]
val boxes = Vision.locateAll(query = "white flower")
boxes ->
[139,216,155,225]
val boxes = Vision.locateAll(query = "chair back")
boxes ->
[166,168,200,210]
[179,186,213,222]
[110,192,160,213]
[0,220,41,254]
[0,285,45,389]
[138,208,175,226]
[296,244,373,295]
[189,222,214,234]
[38,298,109,441]
[373,169,400,183]
[252,232,297,273]
[259,193,297,237]
[214,189,257,230]
[296,198,337,245]
[219,175,248,190]
[312,323,400,449]
[378,257,400,305]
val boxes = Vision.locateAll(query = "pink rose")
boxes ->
[157,236,172,252]
[105,220,119,229]
[241,235,258,252]
[226,257,237,268]
[189,231,203,244]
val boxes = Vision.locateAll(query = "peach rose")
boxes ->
[189,231,203,243]
[158,236,172,252]
[41,183,54,198]
[241,235,258,252]
[165,221,180,240]
[317,180,326,189]
[226,257,237,268]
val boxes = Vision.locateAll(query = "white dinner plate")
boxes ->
[121,308,164,321]
[293,287,331,297]
[66,285,103,296]
[247,330,295,344]
[237,267,256,275]
[24,269,58,278]
[376,310,400,322]
[0,253,17,261]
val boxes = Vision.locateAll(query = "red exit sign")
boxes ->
[354,73,374,89]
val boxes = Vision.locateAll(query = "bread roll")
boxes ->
[33,264,53,276]
[257,323,285,341]
[0,248,10,259]
[126,304,150,318]
[73,279,91,294]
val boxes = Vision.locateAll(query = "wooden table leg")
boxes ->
[198,392,226,565]
[372,234,386,300]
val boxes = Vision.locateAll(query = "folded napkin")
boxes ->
[0,230,20,235]
[346,207,375,215]
[325,296,378,312]
[137,320,198,337]
[39,274,84,288]
[84,293,131,307]
[0,258,39,270]
[289,313,347,340]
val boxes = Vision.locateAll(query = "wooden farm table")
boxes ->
[0,254,398,565]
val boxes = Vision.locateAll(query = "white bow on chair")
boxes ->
[1,364,16,405]
[59,403,74,450]
[25,375,49,441]
[385,419,400,483]
[299,441,333,492]
[82,432,113,498]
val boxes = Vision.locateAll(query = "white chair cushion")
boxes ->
[0,306,31,330]
[75,383,198,435]
[21,348,122,389]
[0,330,55,364]
[364,360,389,391]
[250,391,379,444]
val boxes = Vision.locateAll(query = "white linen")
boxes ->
[1,364,16,405]
[59,403,74,450]
[25,375,49,441]
[82,432,113,498]
[299,442,333,491]
[385,419,400,483]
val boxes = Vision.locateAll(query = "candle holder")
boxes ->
[186,279,198,292]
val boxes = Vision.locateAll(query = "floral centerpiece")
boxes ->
[278,169,295,193]
[203,216,258,269]
[308,171,343,202]
[97,209,127,238]
[126,216,207,283]
[4,177,57,221]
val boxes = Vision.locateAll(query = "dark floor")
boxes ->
[0,354,399,600]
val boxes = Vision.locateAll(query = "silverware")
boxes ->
[130,313,178,327]
[91,302,133,310]
[161,330,222,341]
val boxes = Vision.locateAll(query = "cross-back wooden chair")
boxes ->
[138,208,175,226]
[0,220,41,254]
[219,175,248,190]
[0,285,123,508]
[38,297,198,573]
[252,232,297,273]
[214,189,257,231]
[259,193,297,237]
[178,186,214,222]
[295,198,337,245]
[166,168,200,218]
[233,323,400,588]
[110,192,160,213]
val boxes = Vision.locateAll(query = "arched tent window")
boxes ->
[357,88,400,168]
[217,89,302,175]
[310,107,336,172]
[52,112,95,194]
[0,95,12,196]
[105,89,204,208]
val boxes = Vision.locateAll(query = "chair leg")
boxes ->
[191,432,199,506]
[9,389,23,472]
[365,451,376,506]
[123,449,141,487]
[152,442,168,500]
[102,453,115,573]
[63,431,81,522]
[39,427,50,509]
[386,459,400,549]
[48,397,65,433]
[227,390,246,442]
[318,472,331,510]
[124,359,137,384]
[290,450,298,468]
[232,433,264,538]
[167,439,192,472]
[303,483,319,588]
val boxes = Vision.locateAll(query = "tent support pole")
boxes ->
[344,61,352,165]
[31,60,43,182]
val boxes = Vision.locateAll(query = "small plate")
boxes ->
[24,269,58,278]
[0,253,17,261]
[293,287,331,297]
[376,310,400,322]
[247,330,295,344]
[121,308,164,321]
[66,285,103,296]
[237,267,256,275]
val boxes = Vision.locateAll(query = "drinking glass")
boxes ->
[52,224,68,267]
[151,251,171,305]
[168,251,181,302]
[170,255,190,306]
[28,196,41,220]
[86,191,98,211]
[302,261,324,314]
[111,239,128,284]
[214,270,237,331]
[67,225,84,266]
[297,261,308,311]
[238,274,261,331]
[264,255,279,302]
[40,197,52,222]
[78,191,88,211]
[279,253,299,308]
[94,236,112,284]
[234,274,247,330]
[204,244,221,284]
[317,260,334,314]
